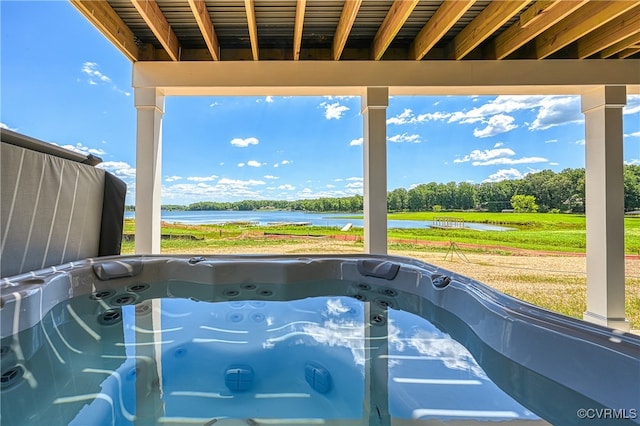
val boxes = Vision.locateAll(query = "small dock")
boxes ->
[266,221,312,226]
[431,217,465,229]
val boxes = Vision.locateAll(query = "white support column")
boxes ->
[134,88,165,254]
[581,85,629,331]
[362,87,389,254]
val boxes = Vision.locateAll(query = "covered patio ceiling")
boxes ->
[71,0,640,63]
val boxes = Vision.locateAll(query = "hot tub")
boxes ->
[1,254,638,425]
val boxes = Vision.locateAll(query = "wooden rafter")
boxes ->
[518,0,558,28]
[188,0,220,61]
[70,0,139,61]
[245,0,259,60]
[534,0,638,59]
[577,5,640,59]
[332,0,362,60]
[491,0,587,60]
[131,0,180,61]
[411,0,476,61]
[293,0,306,60]
[372,0,419,60]
[601,32,640,58]
[618,46,640,58]
[448,0,531,60]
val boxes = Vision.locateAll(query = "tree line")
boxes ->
[126,165,640,213]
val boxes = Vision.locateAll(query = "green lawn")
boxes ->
[122,212,640,254]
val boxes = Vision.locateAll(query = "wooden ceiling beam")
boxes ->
[131,0,180,61]
[372,0,419,60]
[518,0,558,28]
[293,0,306,60]
[448,0,531,60]
[535,0,638,59]
[601,32,640,58]
[577,5,640,59]
[332,0,362,60]
[188,0,220,61]
[70,0,139,61]
[245,0,259,60]
[618,46,640,58]
[411,0,476,61]
[491,0,587,60]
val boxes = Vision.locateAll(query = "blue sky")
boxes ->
[2,1,639,206]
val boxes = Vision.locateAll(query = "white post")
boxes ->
[581,85,629,331]
[362,87,389,255]
[134,87,165,254]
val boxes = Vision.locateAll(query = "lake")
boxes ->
[124,210,512,231]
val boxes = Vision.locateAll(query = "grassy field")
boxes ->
[120,213,640,330]
[122,212,640,254]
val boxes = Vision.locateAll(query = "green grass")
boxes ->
[121,213,640,254]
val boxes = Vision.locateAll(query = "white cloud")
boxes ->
[263,175,279,179]
[448,95,545,124]
[473,114,517,138]
[162,178,266,202]
[324,96,356,100]
[483,168,525,183]
[387,108,450,125]
[545,139,558,143]
[473,156,548,166]
[97,161,136,178]
[575,139,585,145]
[81,62,130,96]
[278,184,295,191]
[219,162,225,166]
[231,137,259,147]
[625,159,640,165]
[209,102,220,107]
[218,178,265,186]
[549,162,559,166]
[187,175,218,182]
[387,133,421,143]
[81,62,111,84]
[346,177,363,181]
[346,181,363,189]
[274,160,292,168]
[442,95,582,131]
[624,95,640,115]
[494,142,504,148]
[349,137,363,146]
[454,148,515,163]
[334,178,343,182]
[625,131,640,138]
[387,109,414,125]
[529,96,582,130]
[165,176,182,182]
[0,122,17,131]
[454,147,547,166]
[238,163,245,167]
[265,96,274,103]
[247,160,262,167]
[326,184,336,188]
[52,142,106,156]
[320,102,349,120]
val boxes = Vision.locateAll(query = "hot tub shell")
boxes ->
[1,254,638,425]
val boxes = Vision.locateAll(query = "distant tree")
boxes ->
[511,195,538,213]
